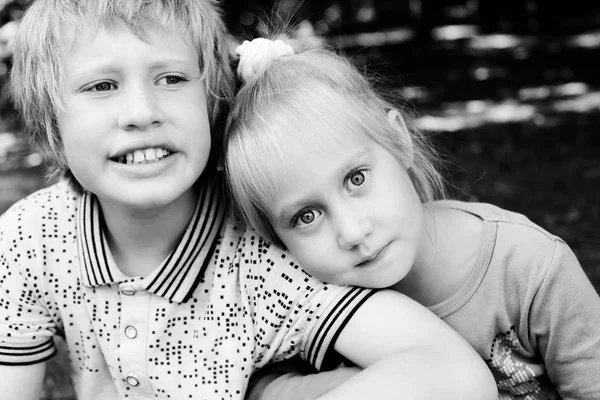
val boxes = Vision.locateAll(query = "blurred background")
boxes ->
[0,1,599,398]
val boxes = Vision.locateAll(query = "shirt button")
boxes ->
[125,326,137,339]
[121,288,135,296]
[126,375,139,387]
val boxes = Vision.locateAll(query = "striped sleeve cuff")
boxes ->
[305,287,376,370]
[0,339,56,366]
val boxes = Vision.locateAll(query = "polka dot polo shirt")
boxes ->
[0,179,373,399]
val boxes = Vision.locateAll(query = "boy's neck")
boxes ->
[99,188,199,278]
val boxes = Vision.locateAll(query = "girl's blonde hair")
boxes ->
[11,0,235,189]
[225,39,446,245]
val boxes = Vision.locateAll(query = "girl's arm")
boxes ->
[321,290,496,400]
[250,290,496,400]
[246,360,360,400]
[530,241,600,399]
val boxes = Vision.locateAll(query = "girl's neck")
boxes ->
[392,204,483,307]
[99,188,198,278]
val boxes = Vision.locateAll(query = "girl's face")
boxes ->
[268,118,424,288]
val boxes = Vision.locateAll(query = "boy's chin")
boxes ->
[96,182,197,213]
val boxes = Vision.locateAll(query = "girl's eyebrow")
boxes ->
[275,202,306,227]
[274,147,372,225]
[339,148,370,173]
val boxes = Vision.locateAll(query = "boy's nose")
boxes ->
[118,85,164,130]
[335,213,373,250]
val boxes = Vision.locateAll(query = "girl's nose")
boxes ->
[336,213,373,250]
[117,84,164,130]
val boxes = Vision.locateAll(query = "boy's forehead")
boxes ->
[60,15,189,44]
[59,22,194,58]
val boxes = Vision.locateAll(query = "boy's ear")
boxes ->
[387,109,414,169]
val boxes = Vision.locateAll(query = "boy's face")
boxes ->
[267,119,424,289]
[57,26,211,210]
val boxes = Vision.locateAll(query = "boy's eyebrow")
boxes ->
[147,58,199,70]
[69,58,197,78]
[69,63,120,78]
[274,147,371,225]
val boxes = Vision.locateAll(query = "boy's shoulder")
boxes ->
[219,212,315,277]
[220,212,284,256]
[0,180,80,233]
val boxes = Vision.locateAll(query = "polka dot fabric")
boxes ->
[0,180,373,399]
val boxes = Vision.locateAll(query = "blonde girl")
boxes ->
[225,36,600,400]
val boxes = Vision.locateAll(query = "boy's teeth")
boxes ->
[144,148,156,161]
[133,150,145,163]
[118,147,171,164]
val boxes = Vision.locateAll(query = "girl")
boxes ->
[225,37,600,399]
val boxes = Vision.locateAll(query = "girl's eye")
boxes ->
[293,209,321,227]
[89,82,115,92]
[348,170,366,187]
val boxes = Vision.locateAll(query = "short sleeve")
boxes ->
[0,204,57,365]
[528,240,600,399]
[237,237,374,371]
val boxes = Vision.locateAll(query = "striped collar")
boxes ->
[76,180,226,303]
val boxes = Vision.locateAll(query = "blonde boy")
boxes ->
[0,1,495,399]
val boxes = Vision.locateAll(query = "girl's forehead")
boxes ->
[287,118,369,152]
[266,124,371,181]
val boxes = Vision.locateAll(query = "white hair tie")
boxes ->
[235,38,294,82]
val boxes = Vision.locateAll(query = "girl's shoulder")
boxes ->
[430,199,530,223]
[430,199,559,241]
[430,199,566,278]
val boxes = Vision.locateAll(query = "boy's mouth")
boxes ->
[112,147,172,165]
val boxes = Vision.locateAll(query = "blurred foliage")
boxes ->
[0,1,23,130]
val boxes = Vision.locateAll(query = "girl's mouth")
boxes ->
[112,147,172,164]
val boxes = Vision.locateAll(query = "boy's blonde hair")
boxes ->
[225,44,446,245]
[11,0,235,188]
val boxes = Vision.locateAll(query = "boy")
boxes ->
[0,1,496,399]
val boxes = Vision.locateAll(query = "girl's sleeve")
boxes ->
[0,211,57,365]
[528,239,600,399]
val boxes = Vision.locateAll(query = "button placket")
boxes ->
[126,375,139,387]
[125,325,138,339]
[119,282,150,396]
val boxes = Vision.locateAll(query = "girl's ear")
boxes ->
[387,109,414,169]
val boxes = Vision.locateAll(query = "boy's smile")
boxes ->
[57,26,211,211]
[111,146,172,165]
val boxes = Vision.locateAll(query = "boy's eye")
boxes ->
[89,82,115,92]
[158,75,186,85]
[293,209,321,227]
[348,170,366,187]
